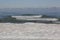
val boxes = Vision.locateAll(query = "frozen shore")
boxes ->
[0,23,60,40]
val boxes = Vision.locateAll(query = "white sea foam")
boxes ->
[0,23,60,40]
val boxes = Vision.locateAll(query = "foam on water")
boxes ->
[0,23,60,40]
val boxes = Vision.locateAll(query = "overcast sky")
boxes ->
[0,0,60,8]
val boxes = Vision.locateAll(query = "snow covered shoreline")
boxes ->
[0,23,60,40]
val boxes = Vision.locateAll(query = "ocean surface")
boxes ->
[0,8,60,18]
